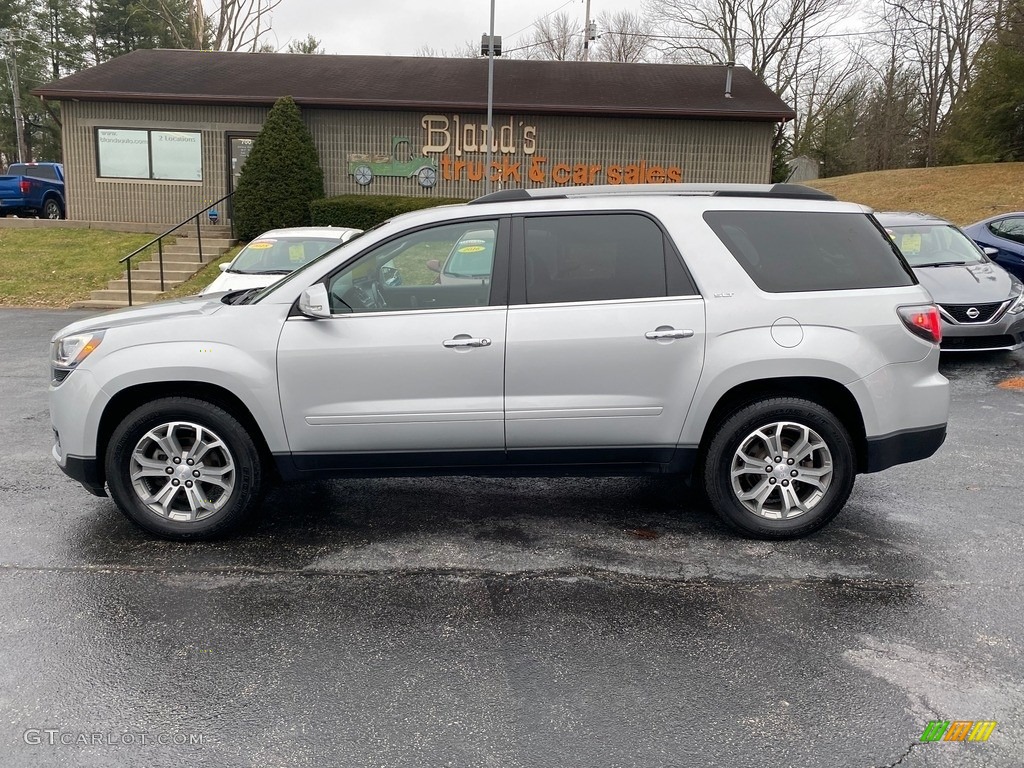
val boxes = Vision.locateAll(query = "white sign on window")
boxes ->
[152,131,202,181]
[97,129,150,179]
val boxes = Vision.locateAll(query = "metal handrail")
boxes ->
[119,192,234,306]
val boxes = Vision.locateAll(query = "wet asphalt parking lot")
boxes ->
[1,307,1023,768]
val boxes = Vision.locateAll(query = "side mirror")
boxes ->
[219,263,230,272]
[297,283,332,319]
[984,247,998,257]
[426,259,442,274]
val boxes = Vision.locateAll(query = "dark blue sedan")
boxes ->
[962,213,1024,281]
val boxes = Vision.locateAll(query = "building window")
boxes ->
[96,128,202,181]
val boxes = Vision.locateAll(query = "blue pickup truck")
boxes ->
[0,162,66,219]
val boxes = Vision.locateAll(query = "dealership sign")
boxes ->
[419,114,682,186]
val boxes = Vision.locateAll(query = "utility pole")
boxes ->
[583,0,592,61]
[2,34,27,163]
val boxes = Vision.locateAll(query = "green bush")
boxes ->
[233,96,325,241]
[310,194,467,230]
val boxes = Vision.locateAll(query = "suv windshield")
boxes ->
[229,237,345,274]
[885,224,985,267]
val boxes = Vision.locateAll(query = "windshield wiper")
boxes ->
[915,261,968,268]
[248,269,294,275]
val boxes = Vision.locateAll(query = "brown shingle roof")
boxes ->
[33,49,794,121]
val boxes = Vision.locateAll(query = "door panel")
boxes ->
[504,297,706,453]
[278,307,507,455]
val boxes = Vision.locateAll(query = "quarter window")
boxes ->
[328,220,499,313]
[704,211,915,292]
[524,214,673,304]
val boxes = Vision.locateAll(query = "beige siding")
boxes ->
[62,101,268,224]
[61,101,775,224]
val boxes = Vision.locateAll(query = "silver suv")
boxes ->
[49,184,949,541]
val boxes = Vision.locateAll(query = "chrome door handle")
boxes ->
[645,328,694,340]
[443,337,492,348]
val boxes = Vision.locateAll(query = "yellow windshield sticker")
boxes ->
[900,234,922,255]
[249,241,274,250]
[458,244,486,253]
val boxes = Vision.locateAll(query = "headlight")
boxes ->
[1009,282,1024,314]
[52,331,105,368]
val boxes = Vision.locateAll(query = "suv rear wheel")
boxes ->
[703,397,855,539]
[105,397,263,539]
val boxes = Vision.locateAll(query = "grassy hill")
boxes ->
[807,162,1024,225]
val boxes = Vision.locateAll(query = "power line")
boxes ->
[506,0,579,41]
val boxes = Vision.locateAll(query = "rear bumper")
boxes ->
[864,424,946,473]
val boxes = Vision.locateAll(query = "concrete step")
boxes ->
[90,288,165,302]
[109,278,188,291]
[130,270,197,282]
[163,240,235,251]
[136,260,209,273]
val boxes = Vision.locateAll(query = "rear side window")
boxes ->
[524,214,672,304]
[704,211,915,292]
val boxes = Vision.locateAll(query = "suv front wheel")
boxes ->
[105,397,264,539]
[703,397,856,539]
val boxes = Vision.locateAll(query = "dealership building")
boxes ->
[34,49,794,225]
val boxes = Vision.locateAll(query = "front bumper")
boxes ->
[939,308,1024,352]
[54,443,106,496]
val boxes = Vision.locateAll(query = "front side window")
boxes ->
[96,128,202,181]
[989,217,1024,245]
[705,211,915,293]
[327,220,499,313]
[523,214,669,304]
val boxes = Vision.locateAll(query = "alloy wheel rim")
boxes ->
[129,421,235,522]
[729,421,833,520]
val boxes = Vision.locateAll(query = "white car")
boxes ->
[201,226,362,294]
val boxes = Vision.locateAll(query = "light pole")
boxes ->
[484,0,496,193]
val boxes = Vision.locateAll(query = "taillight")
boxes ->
[897,304,942,344]
[19,180,30,195]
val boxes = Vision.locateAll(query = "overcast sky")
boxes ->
[266,0,604,57]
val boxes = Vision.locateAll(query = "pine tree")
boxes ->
[232,96,325,241]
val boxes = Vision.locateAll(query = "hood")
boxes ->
[912,262,1015,304]
[52,293,226,341]
[201,271,281,295]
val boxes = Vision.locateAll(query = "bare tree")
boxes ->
[153,0,283,51]
[645,0,847,90]
[593,10,654,62]
[414,41,479,58]
[872,0,1001,166]
[522,11,584,61]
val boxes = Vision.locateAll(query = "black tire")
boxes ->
[702,397,856,539]
[105,397,263,540]
[42,198,64,220]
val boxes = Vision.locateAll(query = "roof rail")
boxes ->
[468,183,835,205]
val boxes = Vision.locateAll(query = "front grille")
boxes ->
[941,334,1016,350]
[940,301,1004,323]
